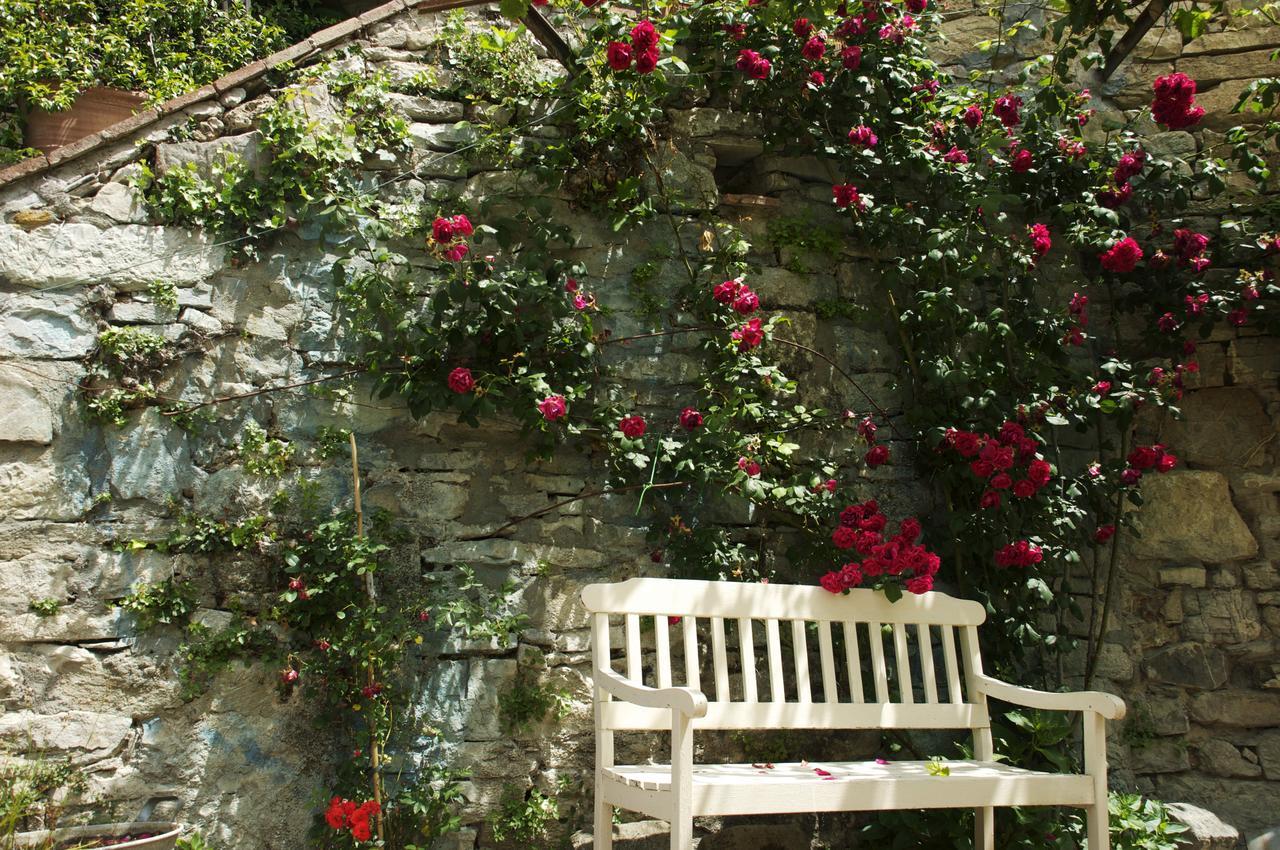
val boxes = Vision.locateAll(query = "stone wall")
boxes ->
[0,2,1277,848]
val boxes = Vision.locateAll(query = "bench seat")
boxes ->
[604,759,1095,816]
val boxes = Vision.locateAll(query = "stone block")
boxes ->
[1131,738,1192,774]
[408,121,477,152]
[1145,643,1229,690]
[106,409,201,502]
[0,292,97,358]
[154,132,264,178]
[1166,802,1241,850]
[0,365,55,444]
[385,93,464,122]
[1244,562,1280,590]
[1197,738,1263,778]
[1258,730,1280,780]
[1130,471,1258,564]
[89,180,146,223]
[1162,387,1274,468]
[179,307,222,335]
[1190,690,1280,727]
[109,300,179,324]
[0,222,224,289]
[642,146,718,212]
[0,710,132,758]
[1161,566,1208,587]
[1179,47,1280,84]
[1182,589,1262,645]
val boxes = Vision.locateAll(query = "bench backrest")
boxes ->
[581,578,993,732]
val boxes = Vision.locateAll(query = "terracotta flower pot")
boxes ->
[13,821,182,850]
[23,87,148,154]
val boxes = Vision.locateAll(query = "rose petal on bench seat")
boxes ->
[602,760,1095,815]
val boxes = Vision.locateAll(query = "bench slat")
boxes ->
[626,614,642,683]
[892,622,914,704]
[739,618,758,702]
[918,624,939,704]
[818,621,837,703]
[711,617,730,702]
[655,615,672,688]
[599,701,990,731]
[868,621,890,703]
[766,619,785,703]
[581,578,986,625]
[942,626,963,704]
[792,620,812,703]
[843,621,864,704]
[683,616,700,692]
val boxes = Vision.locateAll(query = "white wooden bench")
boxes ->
[581,578,1125,850]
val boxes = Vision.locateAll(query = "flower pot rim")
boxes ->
[13,821,182,850]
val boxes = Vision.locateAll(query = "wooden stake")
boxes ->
[349,432,384,842]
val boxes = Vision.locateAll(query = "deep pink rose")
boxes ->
[630,20,659,50]
[731,318,765,351]
[1114,148,1146,184]
[1010,148,1033,172]
[1173,228,1208,263]
[538,395,567,422]
[713,279,740,304]
[449,214,473,237]
[1094,525,1116,543]
[809,70,826,86]
[994,93,1022,127]
[841,45,863,69]
[962,104,983,128]
[732,288,760,314]
[444,243,468,262]
[431,217,454,243]
[447,367,474,394]
[736,49,772,79]
[943,146,969,164]
[793,17,813,36]
[1152,73,1204,129]
[1029,223,1051,257]
[833,183,862,209]
[848,124,878,148]
[679,407,703,430]
[634,47,660,74]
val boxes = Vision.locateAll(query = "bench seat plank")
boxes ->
[603,760,1095,814]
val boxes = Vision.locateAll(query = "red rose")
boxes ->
[793,17,813,36]
[1010,148,1033,172]
[1127,445,1159,470]
[962,104,983,128]
[952,431,981,457]
[907,0,927,11]
[630,20,659,50]
[538,395,568,422]
[809,70,826,86]
[619,415,646,438]
[906,575,933,594]
[1012,479,1037,499]
[633,47,660,74]
[444,243,468,262]
[449,214,473,237]
[732,288,760,314]
[865,444,890,467]
[832,525,858,549]
[979,490,1001,509]
[447,367,474,394]
[606,41,632,71]
[737,456,761,477]
[943,146,969,164]
[841,44,863,69]
[1099,237,1143,273]
[1027,459,1052,486]
[736,49,772,79]
[802,36,826,60]
[431,217,454,243]
[1228,307,1249,326]
[679,407,703,430]
[1157,312,1179,333]
[820,571,844,593]
[1114,148,1146,184]
[1173,228,1209,263]
[731,317,765,351]
[713,279,740,304]
[1094,524,1116,544]
[281,668,299,684]
[990,472,1013,490]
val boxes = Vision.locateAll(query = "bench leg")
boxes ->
[594,795,613,850]
[975,806,994,850]
[1087,804,1108,850]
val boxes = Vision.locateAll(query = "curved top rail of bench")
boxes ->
[580,578,987,626]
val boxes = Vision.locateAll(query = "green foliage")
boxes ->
[428,565,527,647]
[83,384,157,427]
[314,426,352,460]
[178,619,277,700]
[117,577,196,630]
[96,326,169,373]
[1109,793,1189,850]
[0,756,85,838]
[382,764,464,849]
[176,831,213,850]
[138,69,410,252]
[0,0,336,163]
[147,280,180,311]
[27,598,61,617]
[488,786,558,845]
[500,672,571,734]
[241,421,295,477]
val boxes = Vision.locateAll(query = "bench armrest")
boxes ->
[594,667,708,718]
[974,674,1126,720]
